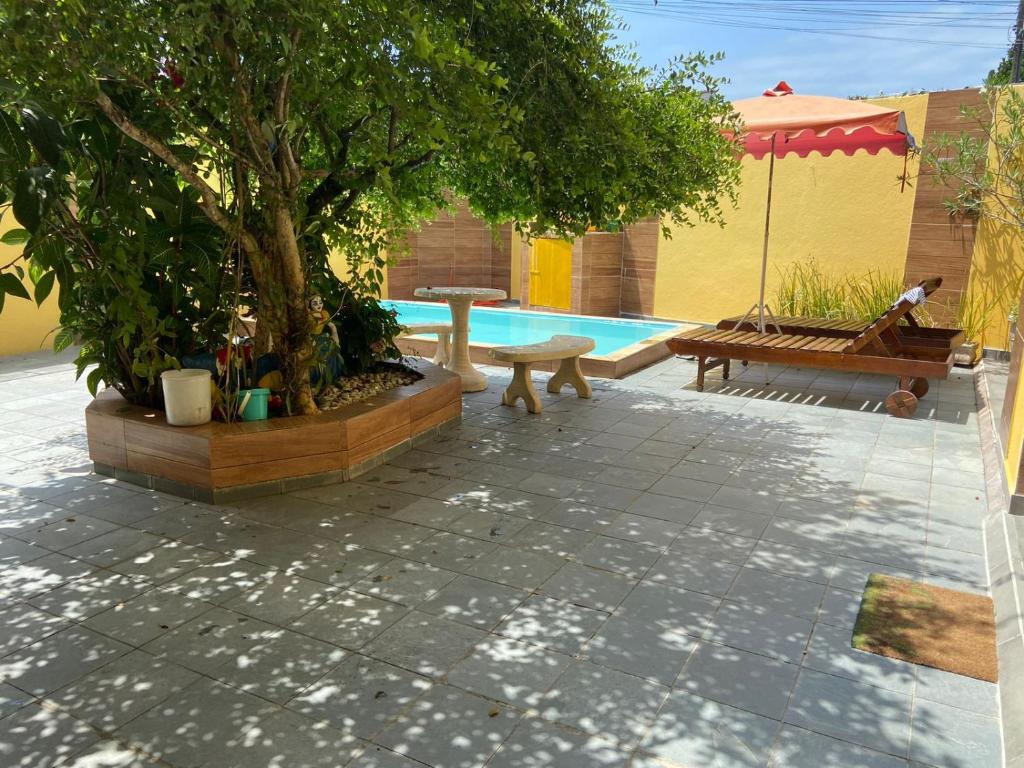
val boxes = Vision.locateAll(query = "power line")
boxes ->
[609,0,1015,49]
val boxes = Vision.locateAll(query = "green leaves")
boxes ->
[0,228,29,246]
[33,270,55,304]
[13,166,55,232]
[0,110,30,167]
[0,272,31,306]
[20,107,66,168]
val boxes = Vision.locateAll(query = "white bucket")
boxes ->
[161,369,212,426]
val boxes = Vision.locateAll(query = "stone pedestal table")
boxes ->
[413,286,507,392]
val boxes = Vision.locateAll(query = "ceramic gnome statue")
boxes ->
[309,295,340,345]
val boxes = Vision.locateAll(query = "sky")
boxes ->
[608,0,1018,100]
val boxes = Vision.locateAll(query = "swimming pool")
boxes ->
[384,300,681,356]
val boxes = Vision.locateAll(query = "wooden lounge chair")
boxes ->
[717,277,945,338]
[667,285,964,417]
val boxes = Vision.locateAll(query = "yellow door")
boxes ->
[529,239,572,310]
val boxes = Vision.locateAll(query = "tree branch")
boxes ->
[95,90,262,258]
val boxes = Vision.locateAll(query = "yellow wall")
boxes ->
[0,212,61,356]
[652,93,930,323]
[965,87,1024,351]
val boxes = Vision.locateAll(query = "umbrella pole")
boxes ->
[758,133,776,334]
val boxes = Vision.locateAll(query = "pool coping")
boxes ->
[392,303,695,379]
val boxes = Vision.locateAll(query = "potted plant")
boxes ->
[952,284,999,366]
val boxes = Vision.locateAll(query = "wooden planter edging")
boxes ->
[86,358,461,503]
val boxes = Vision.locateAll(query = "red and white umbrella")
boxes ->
[731,82,914,331]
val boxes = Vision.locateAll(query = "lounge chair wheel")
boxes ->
[885,389,918,418]
[909,377,929,399]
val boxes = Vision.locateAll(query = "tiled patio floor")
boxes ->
[0,350,1003,767]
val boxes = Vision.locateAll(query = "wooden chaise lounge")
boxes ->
[717,277,945,339]
[667,284,964,417]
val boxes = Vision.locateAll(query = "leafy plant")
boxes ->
[0,104,231,405]
[774,261,926,326]
[845,270,909,325]
[0,0,741,414]
[951,281,1001,345]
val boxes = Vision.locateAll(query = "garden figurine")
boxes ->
[309,295,340,345]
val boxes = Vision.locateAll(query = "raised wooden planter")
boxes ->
[86,358,461,503]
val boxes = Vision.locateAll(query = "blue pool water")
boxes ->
[384,300,680,356]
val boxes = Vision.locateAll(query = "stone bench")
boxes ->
[399,323,453,367]
[489,334,596,414]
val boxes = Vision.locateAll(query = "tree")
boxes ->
[0,0,739,414]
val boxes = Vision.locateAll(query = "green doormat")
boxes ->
[852,573,997,682]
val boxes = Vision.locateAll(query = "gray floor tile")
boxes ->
[289,654,432,739]
[65,739,166,768]
[909,697,1002,767]
[1,625,130,695]
[49,649,198,730]
[0,552,95,600]
[0,602,69,656]
[639,690,781,768]
[575,536,660,578]
[0,682,33,719]
[913,665,999,717]
[496,595,608,655]
[348,745,427,768]
[670,526,758,565]
[725,568,826,620]
[541,661,668,747]
[677,642,799,719]
[646,551,741,597]
[83,586,213,646]
[703,601,812,663]
[618,581,721,639]
[785,668,912,757]
[745,540,837,584]
[30,569,154,622]
[536,501,622,533]
[448,636,572,709]
[769,724,910,768]
[540,562,636,612]
[222,571,338,625]
[212,708,362,768]
[115,677,277,766]
[648,475,721,503]
[417,574,526,629]
[0,703,100,768]
[289,589,408,649]
[375,686,522,768]
[467,546,564,590]
[803,623,915,694]
[625,493,703,526]
[362,611,486,678]
[487,717,628,767]
[212,629,347,703]
[352,558,459,606]
[693,505,773,539]
[159,556,271,605]
[506,522,595,558]
[583,614,697,685]
[407,530,498,573]
[142,606,283,675]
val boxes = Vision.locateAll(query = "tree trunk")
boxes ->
[249,204,318,415]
